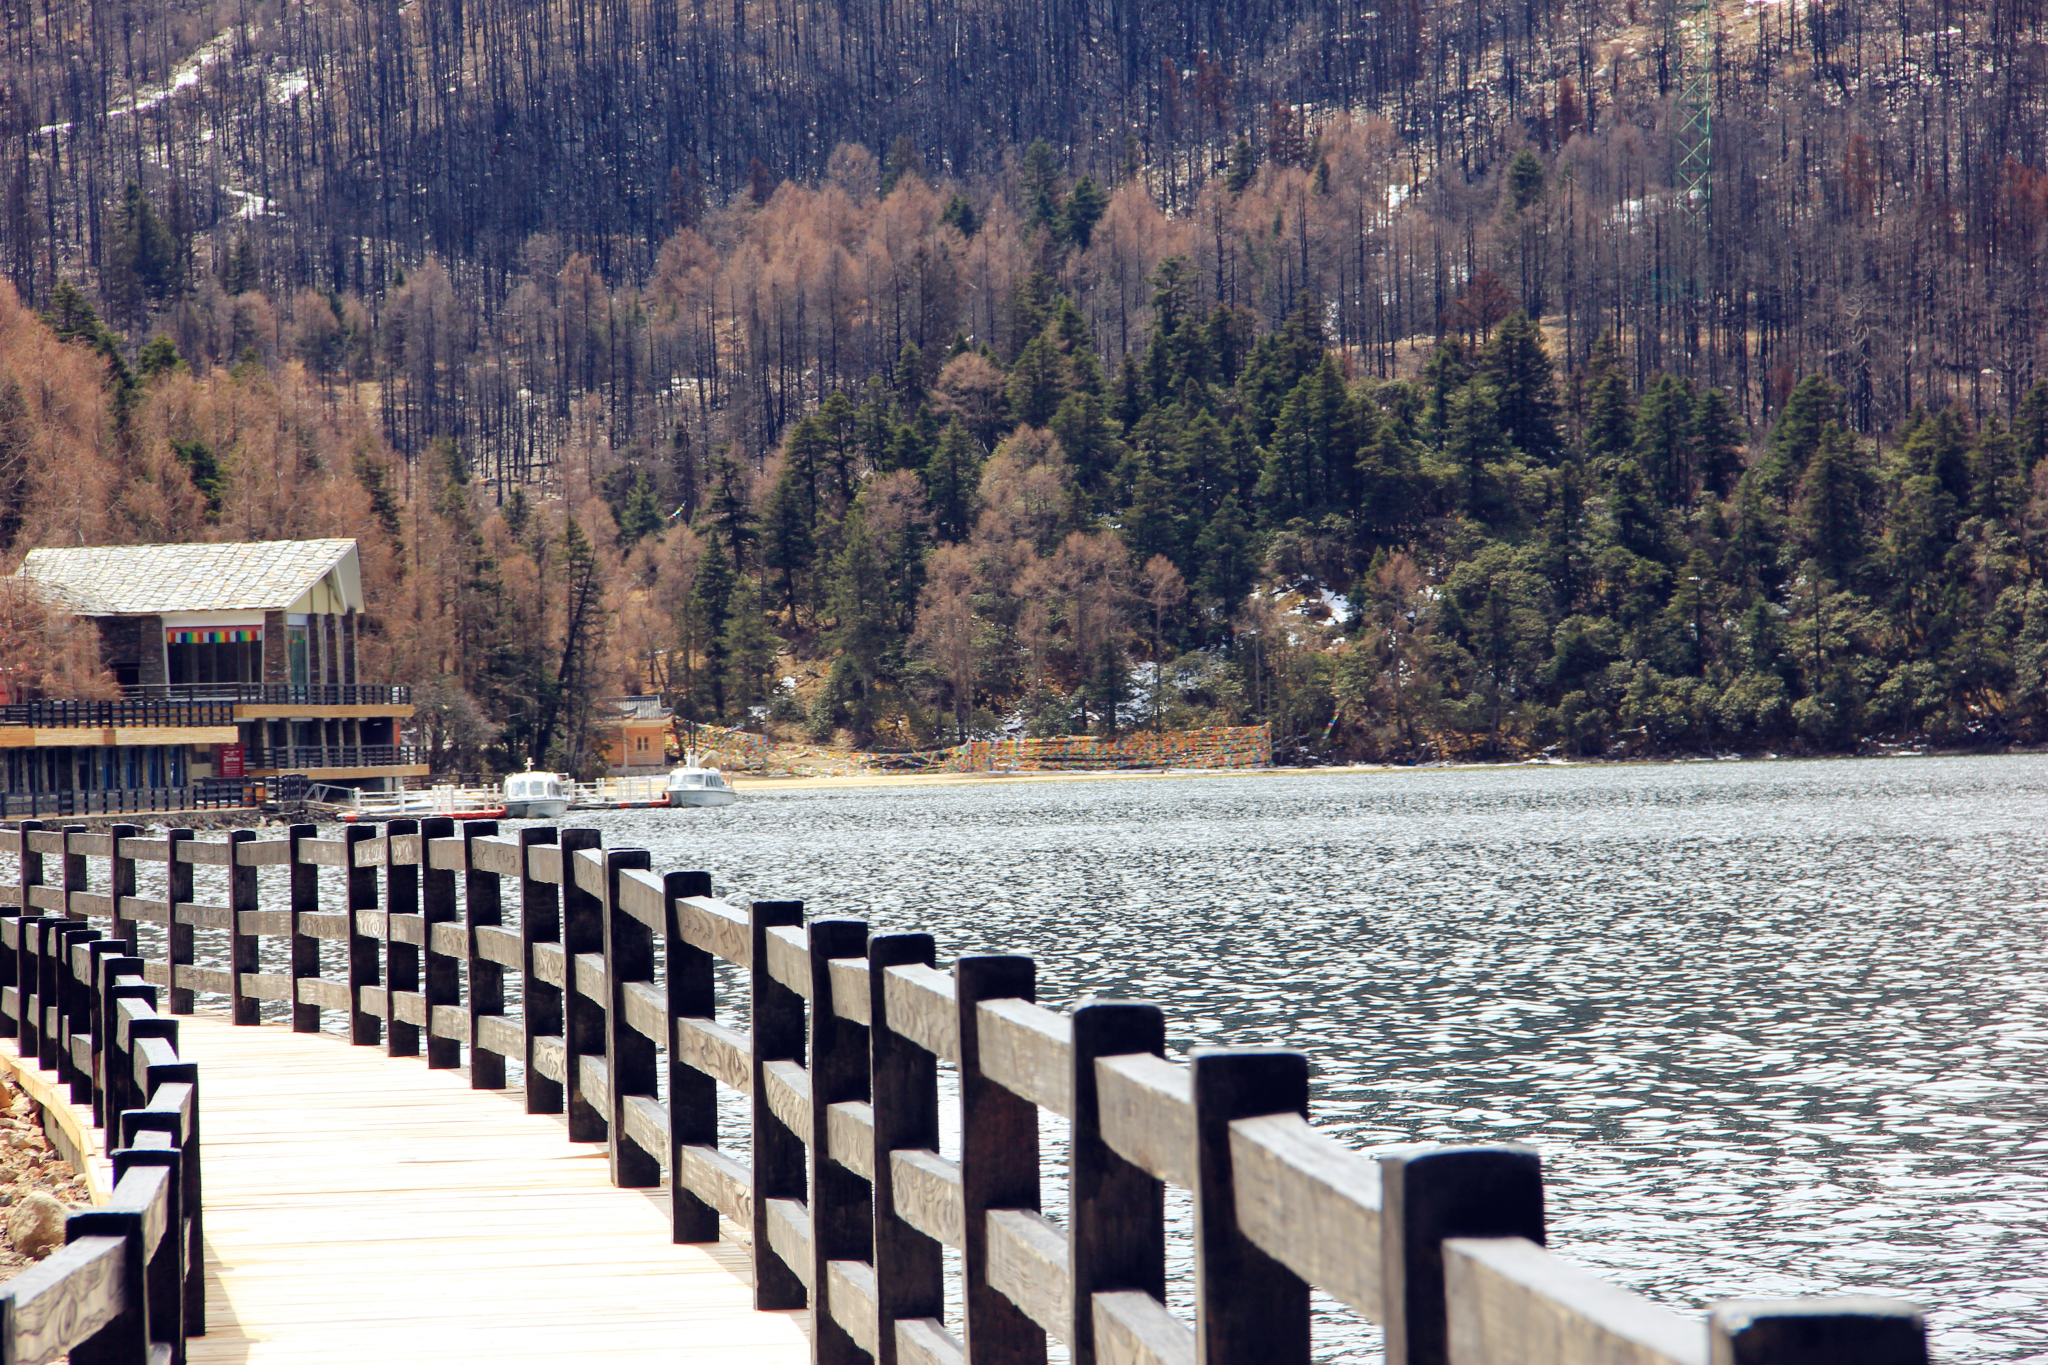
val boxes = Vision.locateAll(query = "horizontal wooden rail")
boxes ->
[0,817,1934,1365]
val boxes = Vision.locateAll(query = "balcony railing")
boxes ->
[0,698,238,728]
[0,780,261,818]
[120,683,414,706]
[244,744,424,771]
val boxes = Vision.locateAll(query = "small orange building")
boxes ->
[594,696,672,773]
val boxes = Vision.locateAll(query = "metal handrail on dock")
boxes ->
[0,820,1933,1365]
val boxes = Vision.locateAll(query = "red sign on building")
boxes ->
[216,744,246,780]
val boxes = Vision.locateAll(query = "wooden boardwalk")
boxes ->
[136,1014,808,1364]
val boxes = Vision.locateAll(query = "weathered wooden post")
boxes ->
[39,918,95,1070]
[0,821,41,1039]
[225,829,258,1026]
[954,955,1046,1365]
[1191,1048,1311,1365]
[107,823,139,952]
[662,869,718,1243]
[518,826,564,1116]
[1708,1299,1928,1365]
[1379,1145,1545,1365]
[383,818,421,1057]
[285,824,320,1033]
[419,815,461,1070]
[462,822,505,1088]
[600,846,659,1186]
[807,917,871,1365]
[559,828,606,1144]
[868,932,943,1365]
[343,823,380,1045]
[749,897,808,1312]
[59,824,87,920]
[164,827,195,1015]
[78,938,130,1115]
[1068,1000,1167,1365]
[108,1133,184,1354]
[64,1171,158,1362]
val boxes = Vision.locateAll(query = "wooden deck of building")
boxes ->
[35,1012,811,1364]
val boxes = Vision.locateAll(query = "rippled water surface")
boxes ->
[578,755,2048,1362]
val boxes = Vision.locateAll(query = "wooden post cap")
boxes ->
[1380,1143,1545,1365]
[1709,1298,1927,1365]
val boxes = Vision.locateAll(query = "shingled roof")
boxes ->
[16,540,362,615]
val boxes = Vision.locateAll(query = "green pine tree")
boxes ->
[923,420,982,542]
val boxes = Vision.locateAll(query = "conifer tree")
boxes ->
[686,530,737,719]
[1795,423,1873,582]
[617,471,665,548]
[720,579,783,717]
[922,420,982,542]
[1477,312,1564,464]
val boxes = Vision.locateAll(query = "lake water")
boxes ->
[578,755,2048,1363]
[74,754,2048,1360]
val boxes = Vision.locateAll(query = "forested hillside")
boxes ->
[2,0,2047,768]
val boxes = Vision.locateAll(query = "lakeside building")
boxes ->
[5,539,420,813]
[594,696,674,774]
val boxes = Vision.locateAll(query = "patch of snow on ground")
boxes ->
[225,189,274,220]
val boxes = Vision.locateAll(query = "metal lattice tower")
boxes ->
[1666,0,1715,222]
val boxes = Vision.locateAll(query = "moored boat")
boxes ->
[503,769,569,819]
[666,760,736,808]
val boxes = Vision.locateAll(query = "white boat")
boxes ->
[666,761,736,808]
[503,770,569,819]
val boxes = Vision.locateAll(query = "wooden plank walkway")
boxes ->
[156,1013,810,1364]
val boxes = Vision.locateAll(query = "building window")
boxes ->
[166,626,263,687]
[288,625,311,686]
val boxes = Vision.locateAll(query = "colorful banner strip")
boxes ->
[166,627,262,645]
[680,723,1273,776]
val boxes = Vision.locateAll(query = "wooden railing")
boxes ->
[0,783,261,821]
[0,829,204,1364]
[0,819,1933,1365]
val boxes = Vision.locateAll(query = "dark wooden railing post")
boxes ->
[285,824,319,1033]
[343,823,380,1046]
[383,818,421,1057]
[64,1196,150,1363]
[99,968,152,1124]
[1707,1299,1928,1365]
[868,932,942,1365]
[0,821,39,1039]
[39,918,94,1071]
[60,824,87,921]
[807,917,871,1365]
[1069,1000,1167,1365]
[748,897,808,1312]
[1378,1145,1545,1365]
[1190,1048,1311,1365]
[419,816,461,1070]
[462,822,506,1089]
[955,954,1046,1365]
[93,951,144,1123]
[165,828,195,1015]
[78,938,129,1116]
[18,913,49,1060]
[517,826,563,1116]
[109,1138,184,1355]
[225,829,258,1026]
[558,828,606,1143]
[107,823,139,952]
[662,869,717,1242]
[600,846,657,1186]
[55,923,102,1098]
